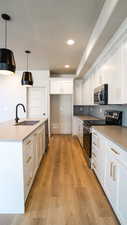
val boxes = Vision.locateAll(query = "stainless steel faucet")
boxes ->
[15,103,26,124]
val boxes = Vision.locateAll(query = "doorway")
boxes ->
[50,95,72,134]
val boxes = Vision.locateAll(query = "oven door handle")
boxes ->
[98,92,101,103]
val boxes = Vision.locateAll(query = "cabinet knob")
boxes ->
[92,152,96,158]
[93,163,96,169]
[93,142,97,146]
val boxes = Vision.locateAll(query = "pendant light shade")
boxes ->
[0,48,16,75]
[21,50,33,86]
[21,71,33,86]
[0,14,16,75]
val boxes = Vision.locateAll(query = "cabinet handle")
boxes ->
[93,142,97,146]
[26,156,32,164]
[26,140,32,145]
[92,152,96,158]
[27,177,32,186]
[93,163,96,169]
[110,148,120,155]
[110,162,113,177]
[113,165,117,181]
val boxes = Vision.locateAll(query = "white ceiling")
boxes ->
[0,0,105,74]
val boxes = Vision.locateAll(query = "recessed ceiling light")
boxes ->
[65,65,70,68]
[66,39,75,45]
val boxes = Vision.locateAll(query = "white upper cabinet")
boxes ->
[121,38,127,104]
[103,47,122,104]
[79,37,127,105]
[50,78,73,94]
[82,75,94,106]
[74,79,83,105]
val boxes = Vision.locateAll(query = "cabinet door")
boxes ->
[79,121,83,147]
[74,80,82,105]
[121,40,127,103]
[92,131,106,187]
[61,79,73,94]
[50,79,60,94]
[37,127,43,164]
[105,148,118,208]
[23,135,34,200]
[105,48,122,104]
[33,132,38,174]
[50,78,73,94]
[117,161,127,225]
[96,135,107,187]
[78,120,80,142]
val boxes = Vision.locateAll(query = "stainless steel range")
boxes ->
[83,111,122,167]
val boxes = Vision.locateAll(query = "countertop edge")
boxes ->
[92,126,127,153]
[0,118,48,142]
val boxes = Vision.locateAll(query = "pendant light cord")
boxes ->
[5,20,7,48]
[27,53,28,71]
[25,50,31,71]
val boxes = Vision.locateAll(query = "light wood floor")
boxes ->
[0,135,119,225]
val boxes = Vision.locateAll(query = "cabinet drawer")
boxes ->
[23,134,33,160]
[92,132,99,145]
[107,139,127,166]
[24,174,33,200]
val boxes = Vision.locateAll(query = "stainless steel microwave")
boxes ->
[94,84,108,105]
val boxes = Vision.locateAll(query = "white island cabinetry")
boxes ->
[0,119,46,214]
[23,123,45,201]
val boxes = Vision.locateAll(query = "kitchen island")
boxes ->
[0,118,47,214]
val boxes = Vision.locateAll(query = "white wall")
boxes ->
[0,70,49,123]
[0,72,26,123]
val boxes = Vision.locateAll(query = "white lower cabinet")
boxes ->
[23,123,45,202]
[92,129,127,225]
[73,117,83,147]
[92,131,107,188]
[117,161,127,225]
[23,135,34,200]
[105,147,118,208]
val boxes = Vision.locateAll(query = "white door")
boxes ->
[27,87,47,118]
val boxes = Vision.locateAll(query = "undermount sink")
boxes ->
[15,120,40,126]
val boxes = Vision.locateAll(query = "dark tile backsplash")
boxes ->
[73,105,89,115]
[74,105,127,127]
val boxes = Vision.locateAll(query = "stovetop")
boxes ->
[83,119,105,127]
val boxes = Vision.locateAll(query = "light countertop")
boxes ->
[93,125,127,152]
[75,115,102,121]
[0,118,47,142]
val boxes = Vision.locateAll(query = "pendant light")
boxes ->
[21,50,33,86]
[0,13,16,75]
